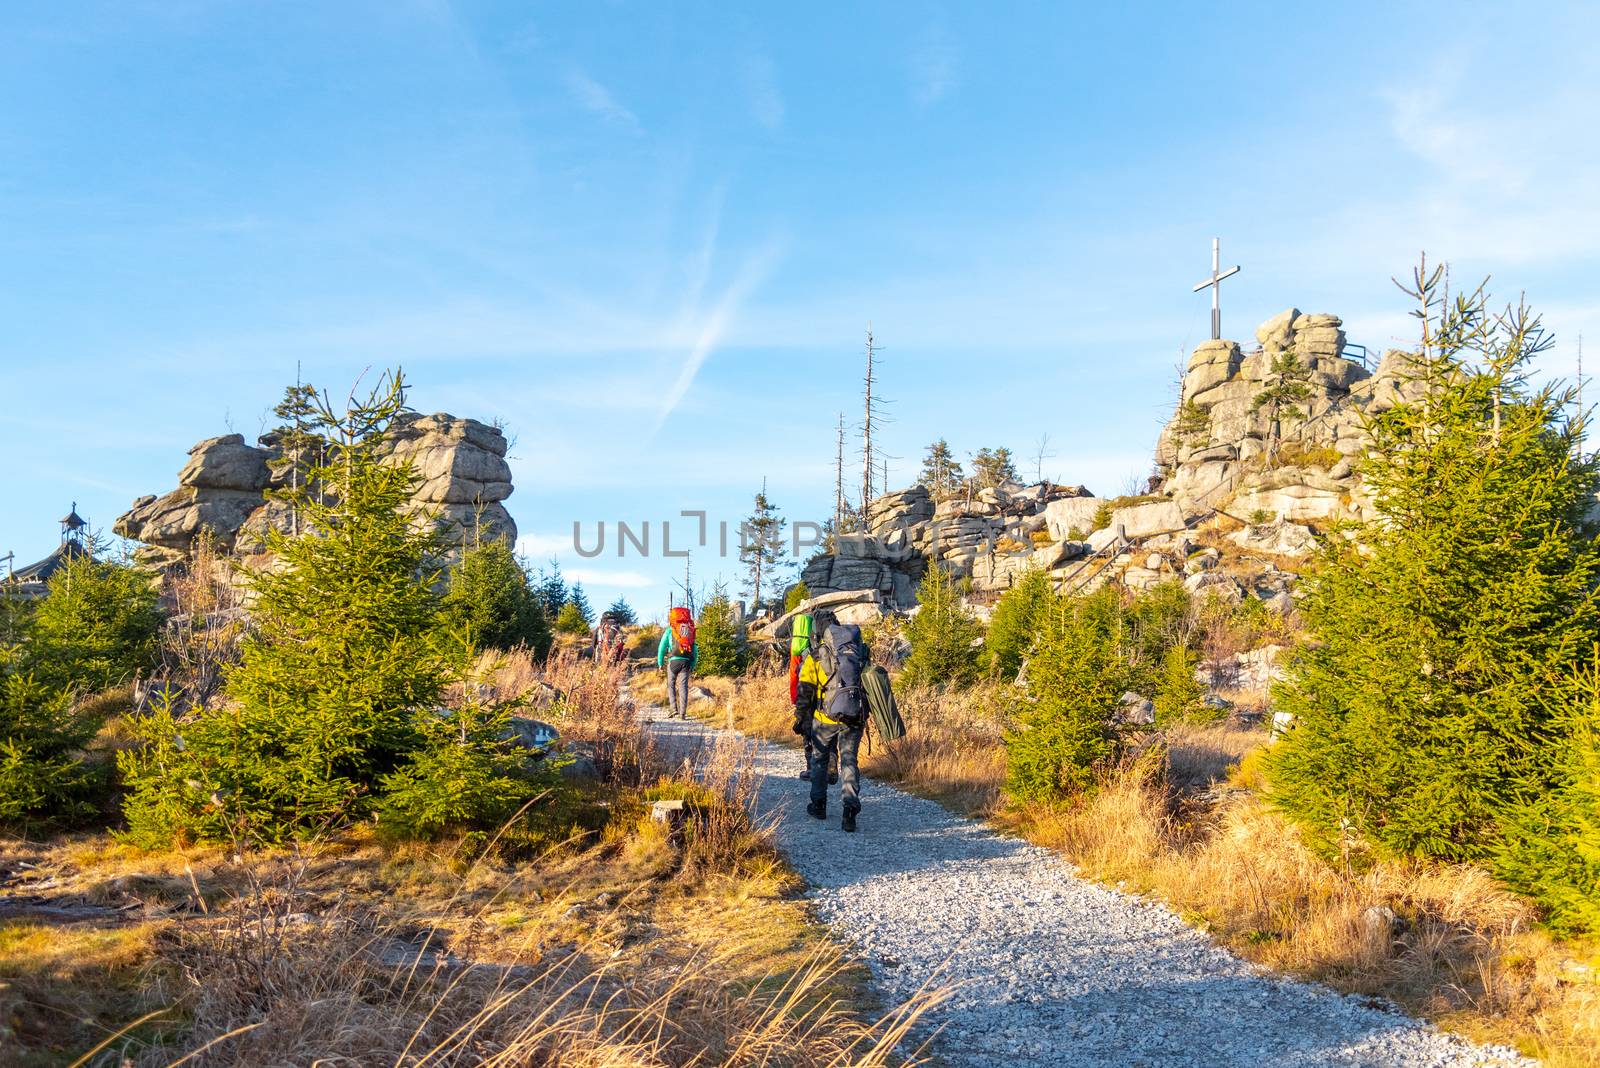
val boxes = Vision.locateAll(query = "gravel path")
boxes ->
[646,708,1536,1068]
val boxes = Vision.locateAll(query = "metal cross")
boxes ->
[1192,237,1240,340]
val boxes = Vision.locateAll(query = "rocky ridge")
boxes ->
[803,307,1429,611]
[115,412,516,566]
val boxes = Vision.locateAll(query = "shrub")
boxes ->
[985,569,1053,682]
[29,550,162,693]
[1123,581,1194,692]
[376,687,555,839]
[695,589,748,677]
[630,624,663,657]
[1004,590,1125,802]
[1268,277,1600,865]
[902,565,983,688]
[0,656,105,829]
[441,538,551,655]
[784,582,810,612]
[554,602,591,636]
[1152,643,1213,725]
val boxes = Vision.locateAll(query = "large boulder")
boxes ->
[177,434,271,492]
[1043,496,1106,540]
[1256,308,1301,351]
[1108,499,1185,539]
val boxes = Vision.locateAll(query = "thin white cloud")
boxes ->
[653,238,785,434]
[567,567,655,589]
[909,22,957,106]
[564,67,639,130]
[515,532,574,558]
[742,54,784,130]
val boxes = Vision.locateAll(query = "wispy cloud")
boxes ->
[653,238,785,434]
[568,568,655,589]
[909,22,957,106]
[564,67,639,131]
[515,532,574,559]
[742,54,784,130]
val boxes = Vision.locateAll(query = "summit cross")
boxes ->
[1192,237,1241,340]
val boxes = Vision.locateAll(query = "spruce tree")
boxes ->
[1268,272,1600,862]
[695,587,747,676]
[784,581,811,613]
[30,549,162,694]
[1250,352,1314,464]
[568,582,593,625]
[0,649,105,829]
[441,538,550,655]
[605,598,637,626]
[902,565,983,688]
[985,568,1053,682]
[740,482,787,612]
[970,446,1019,489]
[534,561,568,620]
[554,602,591,636]
[918,439,964,497]
[1153,643,1212,725]
[1004,588,1126,802]
[120,372,455,845]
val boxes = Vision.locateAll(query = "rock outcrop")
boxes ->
[1154,309,1427,523]
[796,306,1428,612]
[115,413,516,565]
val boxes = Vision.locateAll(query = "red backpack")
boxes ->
[668,605,696,657]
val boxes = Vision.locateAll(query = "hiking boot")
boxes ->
[798,769,811,781]
[806,801,826,821]
[841,810,857,833]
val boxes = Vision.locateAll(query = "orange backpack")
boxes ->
[668,605,696,657]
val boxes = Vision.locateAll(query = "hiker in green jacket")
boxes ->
[657,605,699,719]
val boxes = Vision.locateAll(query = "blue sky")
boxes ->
[3,2,1597,617]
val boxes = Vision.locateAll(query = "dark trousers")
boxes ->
[808,719,862,814]
[666,659,692,718]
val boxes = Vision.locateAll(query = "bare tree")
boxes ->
[1031,433,1055,483]
[859,325,892,509]
[834,412,848,533]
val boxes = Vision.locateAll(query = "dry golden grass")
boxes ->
[708,665,1599,1067]
[1,657,946,1067]
[1001,748,1600,1068]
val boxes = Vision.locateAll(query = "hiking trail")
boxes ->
[644,705,1535,1068]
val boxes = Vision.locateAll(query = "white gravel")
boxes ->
[647,709,1537,1068]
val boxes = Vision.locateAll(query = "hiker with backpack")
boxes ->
[789,610,837,785]
[656,605,698,719]
[801,622,904,833]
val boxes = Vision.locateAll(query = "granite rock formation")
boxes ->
[115,413,516,565]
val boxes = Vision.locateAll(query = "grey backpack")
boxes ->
[818,623,869,728]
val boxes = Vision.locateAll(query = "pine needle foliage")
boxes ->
[985,568,1053,682]
[0,650,106,829]
[29,549,162,693]
[1267,269,1600,865]
[1495,654,1600,934]
[695,588,747,677]
[1004,587,1127,802]
[441,538,550,655]
[902,565,983,688]
[120,371,532,846]
[554,602,591,636]
[1152,643,1213,725]
[604,598,637,626]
